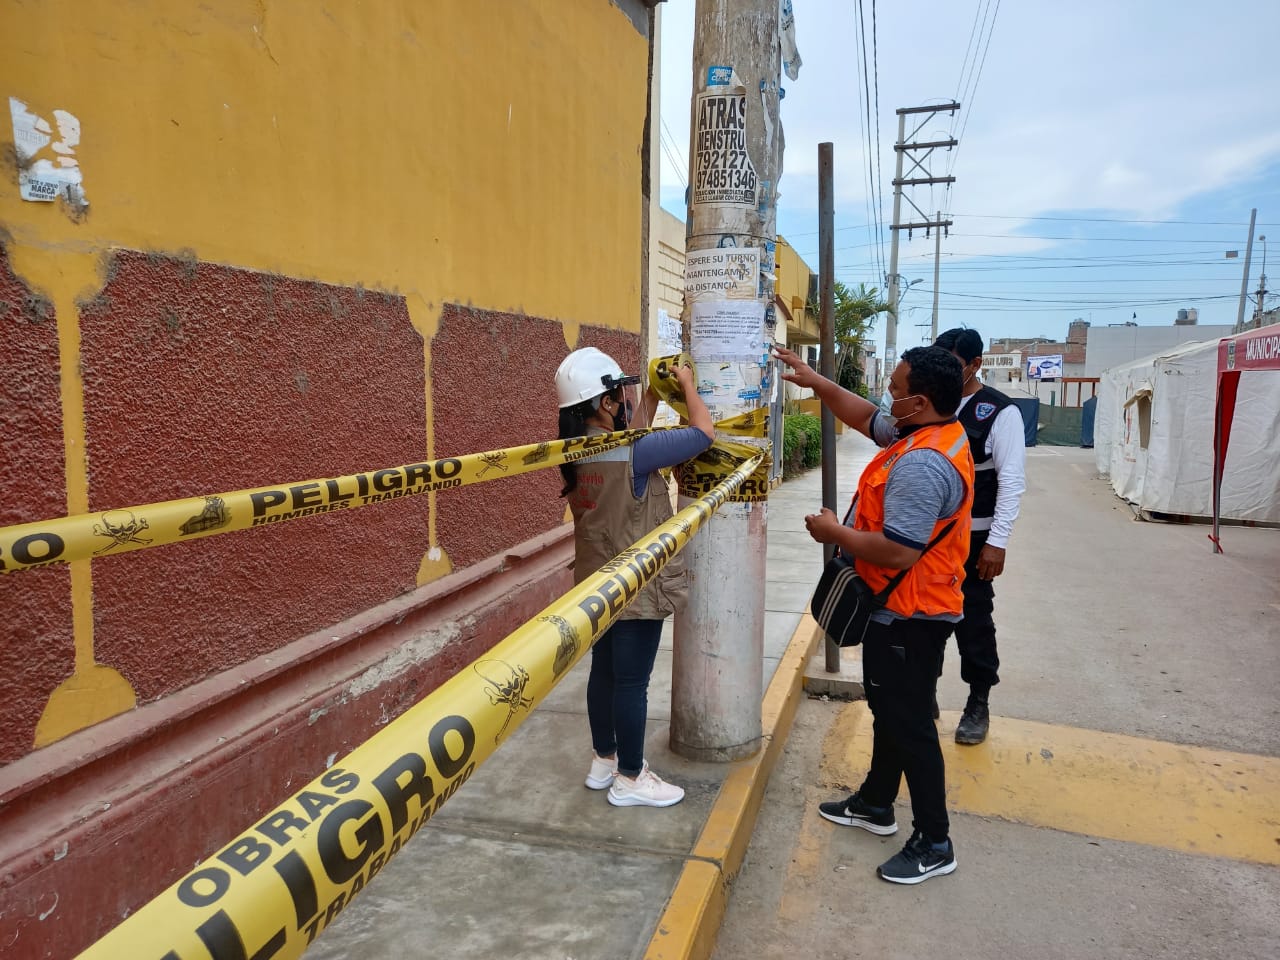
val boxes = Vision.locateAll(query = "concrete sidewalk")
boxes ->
[305,430,873,960]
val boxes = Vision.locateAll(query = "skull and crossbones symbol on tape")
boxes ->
[474,659,533,742]
[540,614,580,678]
[92,510,153,555]
[478,451,509,478]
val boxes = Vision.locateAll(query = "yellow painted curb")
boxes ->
[829,701,1280,866]
[642,613,820,960]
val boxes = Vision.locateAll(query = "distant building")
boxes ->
[1084,317,1234,377]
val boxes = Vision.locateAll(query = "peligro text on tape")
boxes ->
[0,430,651,575]
[677,436,771,503]
[3,354,770,574]
[75,454,762,960]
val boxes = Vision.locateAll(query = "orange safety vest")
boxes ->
[851,420,975,619]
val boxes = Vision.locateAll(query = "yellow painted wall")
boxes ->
[774,236,818,344]
[1,0,652,745]
[2,1,647,334]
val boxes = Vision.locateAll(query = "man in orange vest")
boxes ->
[774,344,973,884]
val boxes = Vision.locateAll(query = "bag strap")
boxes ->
[871,519,958,602]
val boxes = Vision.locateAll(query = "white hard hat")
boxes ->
[555,347,640,409]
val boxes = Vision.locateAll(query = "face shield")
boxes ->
[599,373,642,427]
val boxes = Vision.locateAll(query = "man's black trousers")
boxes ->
[858,616,952,842]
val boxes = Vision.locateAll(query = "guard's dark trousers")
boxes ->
[953,528,1000,691]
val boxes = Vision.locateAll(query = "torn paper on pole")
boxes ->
[780,0,802,81]
[693,91,758,208]
[690,300,767,362]
[9,97,87,206]
[685,247,761,301]
[656,308,683,354]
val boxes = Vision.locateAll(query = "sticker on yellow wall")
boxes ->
[8,97,87,207]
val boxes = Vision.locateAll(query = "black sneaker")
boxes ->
[878,830,957,884]
[817,793,898,835]
[955,697,990,745]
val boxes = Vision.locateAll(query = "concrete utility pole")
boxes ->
[1255,234,1268,329]
[886,103,958,379]
[931,209,942,340]
[1234,208,1256,334]
[818,142,839,673]
[673,0,781,761]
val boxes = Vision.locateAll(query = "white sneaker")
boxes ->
[585,752,617,790]
[607,761,685,808]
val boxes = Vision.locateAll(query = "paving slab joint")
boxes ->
[641,615,820,960]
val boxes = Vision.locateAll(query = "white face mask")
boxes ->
[879,389,923,427]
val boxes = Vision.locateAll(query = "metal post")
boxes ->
[818,142,839,673]
[931,210,942,340]
[672,0,780,761]
[1235,208,1256,334]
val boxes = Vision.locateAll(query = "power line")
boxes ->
[951,0,1000,180]
[871,0,887,290]
[951,232,1246,244]
[946,0,1000,200]
[784,213,1271,240]
[854,0,887,288]
[917,289,1238,304]
[659,119,687,190]
[954,0,986,103]
[953,213,1266,227]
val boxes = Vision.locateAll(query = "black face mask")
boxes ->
[612,406,628,431]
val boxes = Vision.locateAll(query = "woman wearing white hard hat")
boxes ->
[555,346,714,807]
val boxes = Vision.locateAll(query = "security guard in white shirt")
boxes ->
[934,328,1027,744]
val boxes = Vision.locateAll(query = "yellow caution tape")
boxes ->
[647,354,767,438]
[75,454,764,960]
[2,354,772,574]
[712,406,770,437]
[645,352,771,500]
[0,431,652,575]
[677,436,771,503]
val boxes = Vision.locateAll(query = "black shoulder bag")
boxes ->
[810,519,957,647]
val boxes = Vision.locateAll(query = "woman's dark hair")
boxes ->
[934,327,984,363]
[558,387,621,496]
[900,346,964,416]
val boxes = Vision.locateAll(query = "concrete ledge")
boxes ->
[643,614,820,960]
[802,648,865,700]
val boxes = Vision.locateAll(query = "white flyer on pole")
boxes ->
[689,300,767,362]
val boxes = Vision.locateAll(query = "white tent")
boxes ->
[1094,336,1280,522]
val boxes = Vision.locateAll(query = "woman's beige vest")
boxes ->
[567,431,688,621]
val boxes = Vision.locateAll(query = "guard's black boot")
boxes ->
[955,689,990,745]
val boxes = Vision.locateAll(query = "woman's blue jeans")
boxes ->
[586,618,663,778]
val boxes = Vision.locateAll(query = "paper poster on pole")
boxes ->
[684,247,760,300]
[655,308,683,354]
[693,91,758,208]
[689,300,767,362]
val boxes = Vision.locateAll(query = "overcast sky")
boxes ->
[656,0,1280,354]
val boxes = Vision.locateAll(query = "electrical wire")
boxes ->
[659,119,687,191]
[950,0,1000,181]
[871,0,888,290]
[855,0,887,288]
